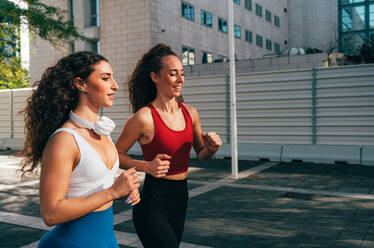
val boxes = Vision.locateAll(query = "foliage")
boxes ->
[0,0,86,89]
[0,0,86,53]
[0,56,29,89]
[304,47,323,54]
[359,38,374,64]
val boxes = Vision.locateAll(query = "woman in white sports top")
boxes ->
[18,51,140,247]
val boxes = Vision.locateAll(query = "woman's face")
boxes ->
[153,55,184,99]
[83,60,119,108]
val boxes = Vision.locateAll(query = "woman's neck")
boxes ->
[152,96,178,113]
[73,105,99,123]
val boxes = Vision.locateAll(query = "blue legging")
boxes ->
[38,206,118,248]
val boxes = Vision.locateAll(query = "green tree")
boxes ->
[359,38,374,64]
[0,0,85,89]
[0,56,29,89]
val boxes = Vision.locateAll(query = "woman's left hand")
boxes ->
[202,132,222,153]
[125,188,140,206]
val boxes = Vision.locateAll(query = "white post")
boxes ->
[228,0,238,179]
[10,0,30,71]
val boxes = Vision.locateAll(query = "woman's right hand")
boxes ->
[110,168,140,199]
[147,154,171,178]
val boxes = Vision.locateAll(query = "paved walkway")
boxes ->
[1,150,374,247]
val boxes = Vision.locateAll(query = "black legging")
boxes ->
[133,174,188,248]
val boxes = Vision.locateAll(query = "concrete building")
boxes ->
[287,0,374,55]
[338,0,374,54]
[26,0,374,84]
[287,0,339,52]
[28,0,288,84]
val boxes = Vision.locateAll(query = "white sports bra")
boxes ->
[51,128,119,198]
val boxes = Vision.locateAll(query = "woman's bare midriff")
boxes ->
[93,201,113,212]
[163,171,188,180]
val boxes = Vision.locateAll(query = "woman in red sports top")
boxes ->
[115,43,222,248]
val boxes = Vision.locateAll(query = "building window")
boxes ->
[256,34,263,47]
[339,1,374,54]
[202,51,213,64]
[341,0,365,4]
[245,29,252,43]
[234,25,241,39]
[274,42,280,54]
[181,1,194,21]
[370,4,374,28]
[90,0,99,26]
[274,15,280,27]
[255,4,262,17]
[233,0,240,4]
[218,55,229,62]
[265,10,272,22]
[245,0,252,11]
[91,40,100,54]
[342,6,365,31]
[341,33,367,54]
[218,17,228,33]
[70,0,74,25]
[201,10,212,27]
[266,39,272,51]
[182,46,195,65]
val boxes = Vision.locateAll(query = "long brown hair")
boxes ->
[128,43,183,113]
[19,51,108,176]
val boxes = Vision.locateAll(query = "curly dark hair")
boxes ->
[128,43,183,113]
[19,51,108,176]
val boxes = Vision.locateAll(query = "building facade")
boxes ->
[287,0,374,55]
[29,0,288,83]
[338,0,374,54]
[287,0,339,52]
[27,0,374,84]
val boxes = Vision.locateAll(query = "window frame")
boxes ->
[274,15,280,27]
[245,0,252,11]
[201,9,213,27]
[265,9,272,23]
[255,4,263,17]
[256,34,263,47]
[245,29,253,43]
[181,1,195,21]
[266,39,272,51]
[218,17,228,33]
[182,46,195,66]
[234,24,241,39]
[274,42,280,54]
[202,51,213,64]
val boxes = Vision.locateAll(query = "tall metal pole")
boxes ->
[228,0,238,179]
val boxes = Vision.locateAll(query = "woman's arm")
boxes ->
[115,109,171,178]
[39,132,139,226]
[186,104,222,160]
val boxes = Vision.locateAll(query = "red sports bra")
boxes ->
[140,102,193,175]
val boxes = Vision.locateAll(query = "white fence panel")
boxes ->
[316,65,374,145]
[236,69,313,144]
[12,88,32,139]
[0,90,11,138]
[1,64,374,165]
[182,75,227,141]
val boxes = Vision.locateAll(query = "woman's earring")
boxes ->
[80,89,88,94]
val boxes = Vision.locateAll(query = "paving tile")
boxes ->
[0,223,45,248]
[3,155,374,247]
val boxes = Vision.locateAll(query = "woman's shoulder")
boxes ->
[127,106,153,126]
[180,102,198,117]
[43,127,79,159]
[47,126,77,147]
